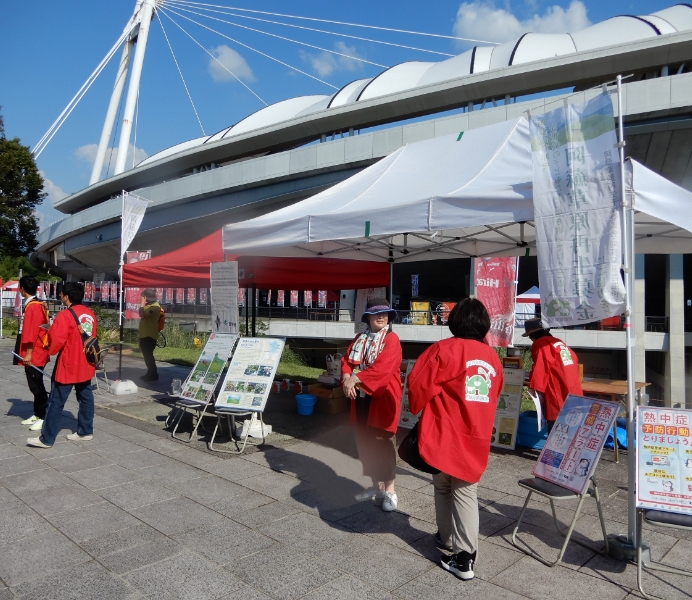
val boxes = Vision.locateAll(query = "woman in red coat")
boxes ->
[407,298,503,582]
[341,298,402,512]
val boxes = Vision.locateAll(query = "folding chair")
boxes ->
[168,397,215,443]
[637,509,692,600]
[93,345,115,394]
[511,476,609,567]
[208,408,266,454]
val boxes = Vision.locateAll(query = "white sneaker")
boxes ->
[27,437,52,449]
[382,491,398,512]
[21,415,39,425]
[66,433,93,441]
[28,419,44,431]
[354,487,384,502]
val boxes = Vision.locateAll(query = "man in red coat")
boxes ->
[17,276,50,432]
[523,318,582,431]
[28,282,97,449]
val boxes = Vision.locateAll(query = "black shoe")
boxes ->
[441,551,476,581]
[140,374,159,381]
[434,531,454,552]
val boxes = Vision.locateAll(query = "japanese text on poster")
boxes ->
[210,261,239,334]
[179,334,238,404]
[491,368,524,450]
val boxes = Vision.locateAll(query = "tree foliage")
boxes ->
[0,108,46,257]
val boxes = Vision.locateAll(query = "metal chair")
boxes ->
[208,409,266,454]
[93,344,116,394]
[637,509,692,599]
[511,477,609,567]
[168,397,215,443]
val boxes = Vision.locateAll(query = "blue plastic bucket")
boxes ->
[296,394,317,416]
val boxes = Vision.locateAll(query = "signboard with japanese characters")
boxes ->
[636,406,692,515]
[533,395,618,493]
[490,368,525,450]
[179,333,238,405]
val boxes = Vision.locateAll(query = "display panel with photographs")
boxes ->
[178,333,238,404]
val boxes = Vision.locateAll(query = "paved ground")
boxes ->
[0,337,690,600]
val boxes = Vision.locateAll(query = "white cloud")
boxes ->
[35,171,68,228]
[75,143,149,177]
[301,41,364,78]
[208,45,255,83]
[454,1,591,44]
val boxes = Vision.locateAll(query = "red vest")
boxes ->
[408,338,504,483]
[48,304,97,384]
[20,298,50,367]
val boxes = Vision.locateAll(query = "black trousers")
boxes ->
[139,336,158,377]
[25,365,48,419]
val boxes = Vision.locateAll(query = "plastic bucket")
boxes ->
[296,394,317,416]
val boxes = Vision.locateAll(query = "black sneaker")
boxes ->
[441,551,476,581]
[434,531,454,552]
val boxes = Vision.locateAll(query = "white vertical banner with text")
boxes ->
[530,92,625,327]
[211,261,239,334]
[121,192,150,257]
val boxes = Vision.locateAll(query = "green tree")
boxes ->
[0,108,45,257]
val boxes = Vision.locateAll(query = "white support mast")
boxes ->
[114,0,157,176]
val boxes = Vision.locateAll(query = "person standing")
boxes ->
[407,298,503,582]
[523,318,583,431]
[138,288,161,381]
[27,282,97,448]
[341,298,402,512]
[17,276,50,432]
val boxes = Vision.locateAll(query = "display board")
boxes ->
[398,360,418,429]
[210,261,239,334]
[179,333,238,405]
[636,406,692,515]
[490,368,524,450]
[216,337,285,412]
[533,395,618,493]
[409,301,430,325]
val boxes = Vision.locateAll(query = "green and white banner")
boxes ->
[530,92,625,327]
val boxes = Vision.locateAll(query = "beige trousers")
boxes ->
[433,471,479,555]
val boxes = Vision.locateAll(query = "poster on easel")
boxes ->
[533,395,618,493]
[636,406,692,515]
[211,261,239,333]
[216,337,285,412]
[179,333,238,404]
[490,368,524,450]
[398,359,418,429]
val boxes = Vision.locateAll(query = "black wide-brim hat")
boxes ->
[522,317,548,337]
[361,297,397,323]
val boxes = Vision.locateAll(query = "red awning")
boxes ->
[122,230,389,289]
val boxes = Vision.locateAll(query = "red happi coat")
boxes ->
[408,338,503,483]
[19,299,50,367]
[48,304,97,384]
[341,330,403,434]
[529,335,582,421]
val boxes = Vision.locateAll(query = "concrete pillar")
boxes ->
[634,254,646,384]
[665,254,685,407]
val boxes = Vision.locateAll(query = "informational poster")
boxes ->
[491,368,524,450]
[533,395,618,493]
[276,290,285,307]
[304,290,313,306]
[636,406,692,515]
[354,287,387,333]
[474,257,518,347]
[186,288,196,304]
[410,301,430,325]
[290,290,298,307]
[179,333,238,404]
[210,261,239,334]
[216,337,285,412]
[398,360,418,429]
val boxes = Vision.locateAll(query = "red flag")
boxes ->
[474,257,518,347]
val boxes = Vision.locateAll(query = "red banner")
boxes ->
[304,290,313,306]
[474,257,518,347]
[277,290,285,307]
[290,290,298,307]
[124,251,151,319]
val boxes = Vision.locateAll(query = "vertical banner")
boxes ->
[530,91,625,327]
[210,261,239,333]
[318,291,327,308]
[156,287,164,303]
[164,288,173,304]
[290,290,298,308]
[354,287,387,333]
[121,192,150,257]
[84,282,94,302]
[13,287,21,317]
[474,257,518,347]
[304,290,313,306]
[411,274,419,297]
[186,288,196,305]
[110,282,119,304]
[199,289,208,305]
[276,290,285,307]
[237,288,245,307]
[175,288,185,304]
[124,251,151,319]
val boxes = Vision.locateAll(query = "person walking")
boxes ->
[341,298,402,512]
[523,317,582,431]
[27,282,97,448]
[138,288,161,381]
[407,298,503,582]
[17,276,50,432]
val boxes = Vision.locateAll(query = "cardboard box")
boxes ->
[308,384,349,414]
[308,383,345,399]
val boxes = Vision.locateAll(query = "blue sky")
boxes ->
[0,0,676,227]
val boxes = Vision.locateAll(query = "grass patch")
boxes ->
[275,363,323,384]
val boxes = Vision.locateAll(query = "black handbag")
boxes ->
[398,422,439,475]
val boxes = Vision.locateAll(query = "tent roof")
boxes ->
[516,286,540,303]
[221,117,692,261]
[2,280,18,290]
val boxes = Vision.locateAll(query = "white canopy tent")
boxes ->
[222,117,692,260]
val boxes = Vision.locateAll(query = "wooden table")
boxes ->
[580,379,650,462]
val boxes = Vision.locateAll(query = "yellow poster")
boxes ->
[410,301,430,325]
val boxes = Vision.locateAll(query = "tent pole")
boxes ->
[245,287,249,336]
[252,284,256,337]
[389,261,394,304]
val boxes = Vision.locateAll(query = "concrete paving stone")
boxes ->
[478,508,518,539]
[125,550,244,600]
[109,427,160,444]
[65,463,147,490]
[203,457,274,482]
[138,458,206,484]
[0,465,75,497]
[240,447,292,469]
[319,533,433,590]
[211,488,278,517]
[43,451,113,474]
[110,447,176,470]
[0,495,54,542]
[392,564,528,599]
[303,574,401,600]
[217,582,273,600]
[226,543,343,600]
[166,446,224,469]
[21,441,89,460]
[337,504,436,549]
[167,473,248,506]
[240,470,317,500]
[131,496,227,535]
[11,559,139,599]
[259,511,353,555]
[281,487,366,522]
[18,482,104,517]
[490,555,629,600]
[96,478,180,510]
[477,486,513,507]
[0,588,11,600]
[99,536,183,574]
[661,538,692,569]
[0,442,27,460]
[0,529,91,586]
[140,436,190,455]
[87,438,145,458]
[0,454,49,479]
[46,500,141,543]
[392,466,433,492]
[172,518,274,566]
[231,499,304,529]
[79,522,166,557]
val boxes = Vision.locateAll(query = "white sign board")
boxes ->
[216,337,285,412]
[211,261,239,334]
[636,406,692,515]
[179,333,238,405]
[490,368,524,450]
[533,395,618,493]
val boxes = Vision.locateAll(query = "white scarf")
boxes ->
[348,326,389,368]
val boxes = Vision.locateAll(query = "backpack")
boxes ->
[158,305,166,332]
[68,307,101,366]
